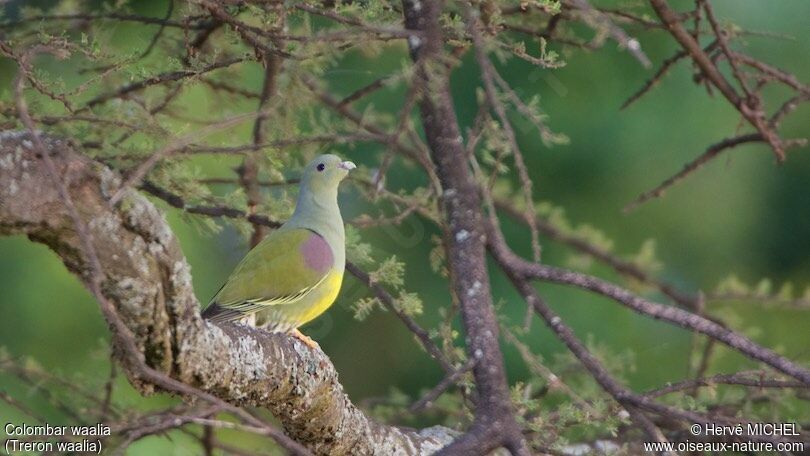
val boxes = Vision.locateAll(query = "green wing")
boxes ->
[202,228,333,322]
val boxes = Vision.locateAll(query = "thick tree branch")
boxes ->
[0,131,455,455]
[486,223,810,385]
[402,2,528,454]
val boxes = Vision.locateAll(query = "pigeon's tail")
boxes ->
[201,303,243,323]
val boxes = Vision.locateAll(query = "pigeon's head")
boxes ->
[302,154,356,193]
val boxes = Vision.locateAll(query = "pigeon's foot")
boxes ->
[291,328,320,350]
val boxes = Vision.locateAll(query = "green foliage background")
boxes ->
[1,0,808,453]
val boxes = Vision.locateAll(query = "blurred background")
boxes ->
[1,0,808,453]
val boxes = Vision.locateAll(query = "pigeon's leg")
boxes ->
[291,328,320,350]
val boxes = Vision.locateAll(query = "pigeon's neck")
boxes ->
[287,186,346,269]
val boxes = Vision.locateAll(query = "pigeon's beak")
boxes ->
[338,161,356,171]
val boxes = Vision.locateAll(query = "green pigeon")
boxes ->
[202,154,355,346]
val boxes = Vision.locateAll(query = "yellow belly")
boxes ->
[296,271,343,326]
[256,270,343,330]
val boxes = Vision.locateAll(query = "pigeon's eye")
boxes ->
[317,163,325,172]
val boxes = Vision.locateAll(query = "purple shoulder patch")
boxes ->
[300,232,334,274]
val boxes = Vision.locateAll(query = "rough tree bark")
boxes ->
[0,131,455,455]
[402,1,528,454]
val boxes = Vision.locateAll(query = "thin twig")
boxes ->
[623,133,762,212]
[644,371,810,398]
[408,359,475,413]
[109,111,261,205]
[84,57,247,108]
[648,0,785,161]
